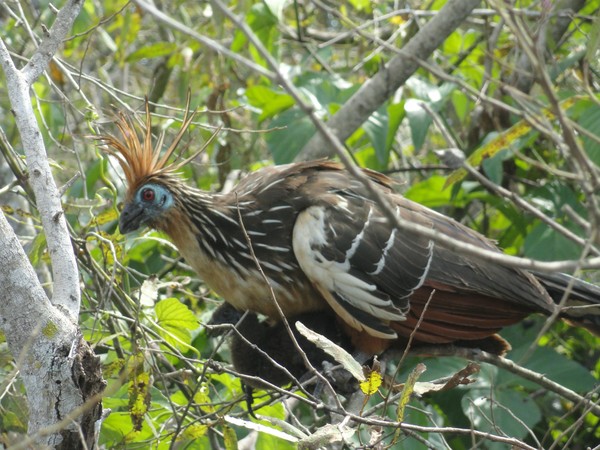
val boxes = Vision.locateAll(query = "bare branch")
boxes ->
[132,0,276,80]
[0,0,82,318]
[299,0,482,160]
[388,346,600,417]
[22,0,84,84]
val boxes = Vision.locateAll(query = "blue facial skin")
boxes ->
[119,183,174,233]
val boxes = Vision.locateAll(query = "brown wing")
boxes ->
[293,197,434,339]
[291,162,554,343]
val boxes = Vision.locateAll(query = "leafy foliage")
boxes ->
[1,0,599,448]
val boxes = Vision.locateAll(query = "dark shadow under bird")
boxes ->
[97,103,600,381]
[208,302,355,393]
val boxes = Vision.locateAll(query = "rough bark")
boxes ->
[0,0,106,447]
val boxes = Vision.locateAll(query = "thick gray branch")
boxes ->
[0,0,83,319]
[299,0,482,160]
[22,0,84,84]
[0,0,104,447]
[0,213,85,447]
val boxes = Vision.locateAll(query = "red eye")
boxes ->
[142,188,155,202]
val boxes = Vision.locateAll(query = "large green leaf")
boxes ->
[462,387,541,449]
[385,101,405,153]
[245,85,295,121]
[362,109,389,165]
[155,298,199,352]
[266,109,316,163]
[502,322,597,393]
[405,78,456,151]
[247,3,279,55]
[404,175,466,208]
[523,222,584,261]
[576,102,600,165]
[405,98,431,152]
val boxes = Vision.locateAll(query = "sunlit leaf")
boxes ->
[128,372,150,431]
[360,369,382,395]
[405,99,430,152]
[396,363,426,423]
[223,424,239,450]
[139,276,159,308]
[92,208,118,226]
[296,321,364,382]
[155,298,199,352]
[246,85,295,121]
[225,416,298,444]
[444,96,582,188]
[182,423,209,440]
[263,0,286,20]
[193,384,216,414]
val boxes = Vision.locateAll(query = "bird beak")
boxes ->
[119,201,145,234]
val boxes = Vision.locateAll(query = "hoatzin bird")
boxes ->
[98,104,600,378]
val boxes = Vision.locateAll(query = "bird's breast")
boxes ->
[162,211,325,317]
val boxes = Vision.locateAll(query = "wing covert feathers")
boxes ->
[291,162,554,343]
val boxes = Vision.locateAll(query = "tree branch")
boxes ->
[385,346,600,417]
[0,0,83,319]
[132,0,276,80]
[298,0,482,160]
[0,212,97,447]
[208,0,600,276]
[0,0,105,447]
[22,0,84,84]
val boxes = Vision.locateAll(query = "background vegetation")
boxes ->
[1,0,599,448]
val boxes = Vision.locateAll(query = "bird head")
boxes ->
[94,96,198,234]
[119,182,175,233]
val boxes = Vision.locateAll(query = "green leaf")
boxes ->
[503,322,597,393]
[28,231,47,266]
[396,363,426,423]
[246,85,295,121]
[577,102,600,165]
[446,96,582,188]
[263,0,286,20]
[385,101,405,152]
[404,175,466,208]
[223,425,238,450]
[155,298,199,352]
[462,388,542,449]
[363,109,389,165]
[348,0,372,12]
[247,3,279,57]
[126,42,177,62]
[523,222,583,261]
[481,148,511,186]
[100,411,154,444]
[266,109,315,163]
[256,433,297,450]
[585,7,600,63]
[405,99,430,152]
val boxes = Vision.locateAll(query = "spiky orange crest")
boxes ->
[96,96,198,199]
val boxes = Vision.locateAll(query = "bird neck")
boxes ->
[153,182,246,262]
